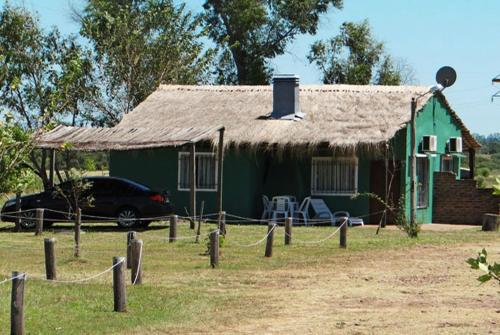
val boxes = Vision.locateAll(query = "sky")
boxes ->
[3,0,500,135]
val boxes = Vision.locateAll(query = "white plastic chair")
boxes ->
[272,197,289,221]
[294,196,311,225]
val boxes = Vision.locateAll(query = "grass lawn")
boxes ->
[0,221,498,334]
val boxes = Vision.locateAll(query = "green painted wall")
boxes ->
[110,146,371,219]
[401,96,463,223]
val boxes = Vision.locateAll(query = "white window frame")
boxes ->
[440,154,458,175]
[178,152,218,192]
[311,156,358,196]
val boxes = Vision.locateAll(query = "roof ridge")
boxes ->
[158,84,429,93]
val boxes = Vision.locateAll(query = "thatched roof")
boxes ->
[36,125,223,151]
[116,84,479,148]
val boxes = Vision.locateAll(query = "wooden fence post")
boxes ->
[113,256,126,312]
[265,222,275,257]
[339,217,348,249]
[209,230,219,268]
[74,208,82,258]
[284,217,292,245]
[126,231,137,269]
[10,271,25,335]
[35,208,44,236]
[169,215,177,243]
[14,192,21,232]
[218,211,226,236]
[44,237,56,280]
[131,239,143,285]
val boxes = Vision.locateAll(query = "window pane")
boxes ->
[178,153,217,191]
[417,157,429,208]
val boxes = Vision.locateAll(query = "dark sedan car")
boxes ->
[1,177,173,228]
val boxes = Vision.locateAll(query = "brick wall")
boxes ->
[433,172,500,224]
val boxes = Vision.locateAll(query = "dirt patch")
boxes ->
[207,241,500,335]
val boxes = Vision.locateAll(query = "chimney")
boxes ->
[271,74,304,120]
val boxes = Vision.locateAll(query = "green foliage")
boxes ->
[0,114,34,194]
[493,178,500,195]
[53,167,94,214]
[308,20,413,85]
[80,0,214,125]
[0,4,97,188]
[466,249,500,284]
[203,0,343,84]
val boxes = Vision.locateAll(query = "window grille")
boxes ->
[311,157,358,196]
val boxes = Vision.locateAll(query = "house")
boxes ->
[107,75,482,224]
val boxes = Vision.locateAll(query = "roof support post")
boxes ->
[468,147,475,179]
[49,149,55,187]
[190,142,196,229]
[410,98,417,226]
[216,127,225,214]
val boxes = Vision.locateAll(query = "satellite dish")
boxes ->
[436,66,457,88]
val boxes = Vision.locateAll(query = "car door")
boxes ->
[85,179,117,219]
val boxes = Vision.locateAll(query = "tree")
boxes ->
[308,20,414,85]
[203,0,343,85]
[0,113,34,195]
[79,0,214,126]
[0,4,97,188]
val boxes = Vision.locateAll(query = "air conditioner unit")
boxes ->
[421,135,437,152]
[448,137,462,153]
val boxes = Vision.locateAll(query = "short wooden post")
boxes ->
[126,231,137,268]
[218,211,226,236]
[74,208,82,257]
[131,239,143,285]
[14,192,21,232]
[264,222,275,257]
[169,215,177,243]
[284,217,293,245]
[10,271,25,335]
[44,238,56,280]
[112,256,126,312]
[35,208,44,236]
[339,217,348,248]
[209,230,219,268]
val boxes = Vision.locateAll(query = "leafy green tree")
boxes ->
[308,20,413,85]
[203,0,343,84]
[0,113,34,195]
[79,0,214,125]
[0,4,96,188]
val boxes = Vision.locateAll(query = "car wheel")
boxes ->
[20,210,37,230]
[116,207,140,228]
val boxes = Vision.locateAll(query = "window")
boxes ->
[417,157,429,208]
[178,152,217,191]
[441,155,458,175]
[311,157,358,196]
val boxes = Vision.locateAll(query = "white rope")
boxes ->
[0,272,26,285]
[230,224,277,247]
[132,243,142,285]
[31,258,125,284]
[285,219,347,244]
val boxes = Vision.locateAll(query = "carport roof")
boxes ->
[35,125,224,151]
